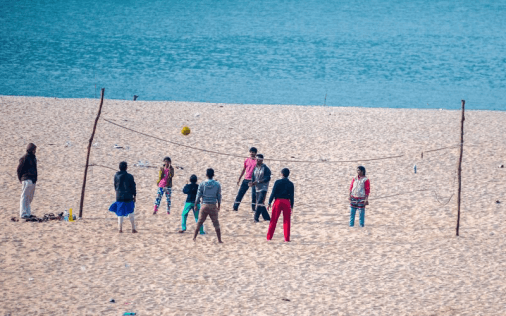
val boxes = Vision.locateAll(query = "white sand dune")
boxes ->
[1,96,505,315]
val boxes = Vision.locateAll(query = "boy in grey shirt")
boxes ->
[194,168,223,243]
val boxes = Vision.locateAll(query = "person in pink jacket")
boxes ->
[153,157,174,215]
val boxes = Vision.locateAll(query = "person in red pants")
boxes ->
[267,168,294,242]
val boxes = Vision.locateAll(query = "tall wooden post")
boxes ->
[79,88,105,218]
[456,100,465,236]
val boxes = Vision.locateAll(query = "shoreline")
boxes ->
[1,95,504,112]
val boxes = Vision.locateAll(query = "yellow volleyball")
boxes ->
[181,126,191,135]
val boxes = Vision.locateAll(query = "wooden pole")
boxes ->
[456,100,465,236]
[79,88,105,218]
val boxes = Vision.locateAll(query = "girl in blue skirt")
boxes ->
[109,161,137,233]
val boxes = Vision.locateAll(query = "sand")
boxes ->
[0,96,505,315]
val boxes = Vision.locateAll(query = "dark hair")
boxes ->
[281,168,290,177]
[119,161,128,171]
[256,154,264,159]
[163,156,171,162]
[358,166,366,176]
[190,174,198,183]
[206,168,215,179]
[26,143,37,154]
[249,147,258,153]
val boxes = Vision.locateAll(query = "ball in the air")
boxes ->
[181,126,191,136]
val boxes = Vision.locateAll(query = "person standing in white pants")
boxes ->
[17,143,38,219]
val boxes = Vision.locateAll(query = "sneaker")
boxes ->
[167,208,171,215]
[153,206,158,215]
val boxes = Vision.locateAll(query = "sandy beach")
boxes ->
[1,95,505,315]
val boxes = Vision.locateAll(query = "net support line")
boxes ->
[102,117,431,163]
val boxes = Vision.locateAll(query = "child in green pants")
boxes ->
[179,175,205,234]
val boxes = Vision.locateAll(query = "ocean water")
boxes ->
[1,0,505,110]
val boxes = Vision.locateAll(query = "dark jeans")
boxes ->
[233,179,256,211]
[254,189,271,222]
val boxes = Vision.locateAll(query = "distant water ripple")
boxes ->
[0,0,505,110]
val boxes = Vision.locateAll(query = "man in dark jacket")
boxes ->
[249,154,271,222]
[114,161,137,203]
[17,143,38,218]
[109,161,137,233]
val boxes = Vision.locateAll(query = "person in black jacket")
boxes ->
[109,161,137,233]
[17,143,38,218]
[267,168,295,242]
[249,154,272,222]
[179,175,205,234]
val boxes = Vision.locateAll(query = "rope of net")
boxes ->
[103,118,463,164]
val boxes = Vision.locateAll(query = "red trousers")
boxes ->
[267,199,291,241]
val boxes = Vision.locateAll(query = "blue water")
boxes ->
[1,0,505,110]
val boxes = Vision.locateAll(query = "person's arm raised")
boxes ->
[183,184,190,194]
